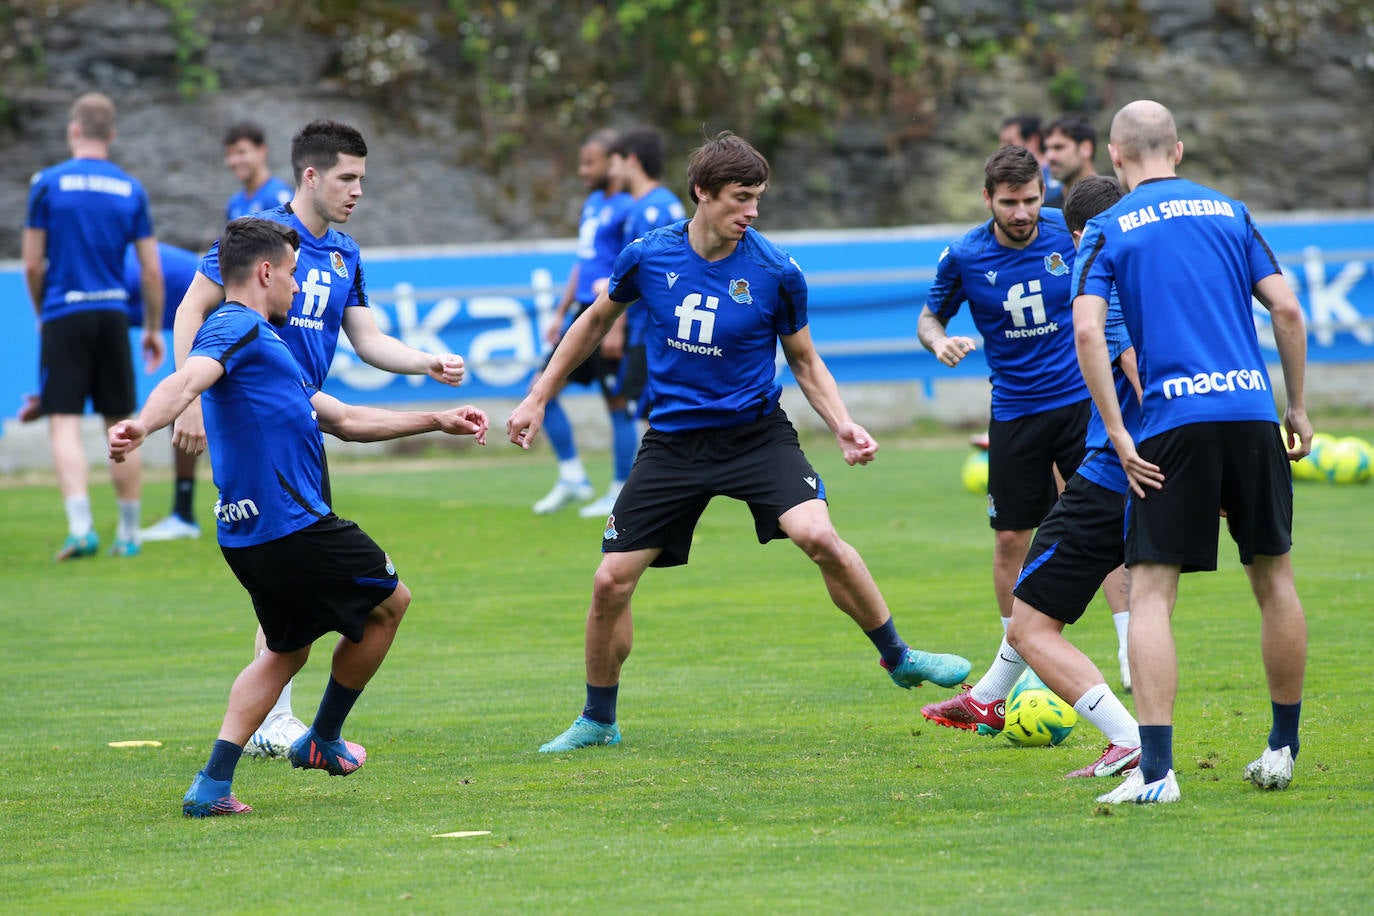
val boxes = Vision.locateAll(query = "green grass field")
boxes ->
[1,429,1371,913]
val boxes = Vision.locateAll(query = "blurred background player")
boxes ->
[171,119,466,761]
[509,132,970,753]
[223,121,293,222]
[23,92,165,560]
[1043,114,1100,203]
[999,113,1063,207]
[107,217,488,817]
[529,129,634,515]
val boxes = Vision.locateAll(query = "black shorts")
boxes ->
[39,309,136,417]
[221,514,399,653]
[1126,421,1293,572]
[1013,474,1127,625]
[987,399,1089,530]
[601,407,823,568]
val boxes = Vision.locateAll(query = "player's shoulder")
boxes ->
[740,227,801,278]
[631,218,690,254]
[943,220,994,261]
[1039,207,1071,235]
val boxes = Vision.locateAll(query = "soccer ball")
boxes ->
[961,450,989,494]
[1306,432,1337,481]
[1326,437,1371,484]
[1002,669,1077,747]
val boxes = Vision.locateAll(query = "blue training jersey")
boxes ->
[199,204,367,391]
[621,185,688,346]
[607,220,806,433]
[926,209,1087,421]
[573,189,633,304]
[124,242,200,331]
[1074,176,1281,441]
[190,304,330,548]
[1075,290,1140,495]
[225,176,293,223]
[26,158,155,320]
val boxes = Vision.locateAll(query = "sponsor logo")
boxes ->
[214,497,261,524]
[665,337,724,357]
[804,476,817,490]
[1003,280,1058,340]
[666,271,680,289]
[1160,368,1269,400]
[985,270,998,285]
[674,293,718,343]
[728,278,753,304]
[1116,198,1237,233]
[330,251,349,279]
[289,315,327,330]
[1044,252,1069,276]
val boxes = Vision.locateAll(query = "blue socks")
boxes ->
[611,408,638,482]
[1270,700,1301,759]
[543,399,577,462]
[1139,724,1173,784]
[863,618,909,670]
[204,739,242,783]
[582,683,619,726]
[313,676,364,742]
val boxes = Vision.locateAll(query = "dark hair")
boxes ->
[219,217,300,286]
[1046,114,1097,151]
[290,120,367,184]
[1062,175,1124,233]
[223,121,267,148]
[685,131,769,203]
[611,127,665,180]
[983,144,1042,195]
[1000,114,1042,144]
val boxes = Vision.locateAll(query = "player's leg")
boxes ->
[533,366,593,514]
[1101,564,1131,692]
[992,528,1033,619]
[580,349,643,519]
[41,314,100,559]
[49,413,98,558]
[141,447,201,541]
[244,623,307,760]
[1122,560,1179,775]
[103,414,143,555]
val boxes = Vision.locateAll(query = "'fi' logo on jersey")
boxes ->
[1043,252,1069,276]
[728,278,753,304]
[329,251,349,279]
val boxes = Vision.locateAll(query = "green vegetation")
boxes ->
[1,433,1369,911]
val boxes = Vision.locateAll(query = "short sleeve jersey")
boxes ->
[1075,291,1140,495]
[1074,176,1281,441]
[199,204,367,391]
[926,209,1087,420]
[621,186,688,345]
[124,242,201,330]
[225,176,293,223]
[573,189,633,304]
[26,158,155,320]
[190,305,329,547]
[607,221,806,433]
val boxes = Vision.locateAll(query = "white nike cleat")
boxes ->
[1243,745,1294,790]
[1096,768,1180,804]
[244,714,309,760]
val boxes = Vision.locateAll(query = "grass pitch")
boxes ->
[0,428,1370,913]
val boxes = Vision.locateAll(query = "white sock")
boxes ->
[117,499,141,543]
[1113,611,1130,654]
[1074,683,1140,747]
[64,495,93,538]
[1000,615,1010,632]
[970,638,1026,703]
[557,458,588,484]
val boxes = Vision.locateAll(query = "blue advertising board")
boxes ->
[2,211,1371,422]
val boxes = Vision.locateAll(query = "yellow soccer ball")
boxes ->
[961,450,989,494]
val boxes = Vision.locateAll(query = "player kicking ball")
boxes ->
[108,218,488,816]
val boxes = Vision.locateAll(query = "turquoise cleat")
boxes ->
[883,647,973,689]
[539,715,622,753]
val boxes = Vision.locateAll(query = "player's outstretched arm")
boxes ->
[109,357,225,462]
[1253,273,1313,459]
[341,306,465,385]
[312,389,488,446]
[917,305,976,367]
[169,271,228,455]
[781,326,878,466]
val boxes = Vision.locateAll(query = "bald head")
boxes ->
[1109,100,1178,163]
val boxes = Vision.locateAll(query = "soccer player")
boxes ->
[1074,100,1311,804]
[107,217,489,817]
[916,146,1129,728]
[998,175,1142,781]
[170,119,466,761]
[507,132,971,753]
[222,121,293,222]
[999,114,1063,207]
[23,92,166,560]
[529,129,634,516]
[1043,114,1100,201]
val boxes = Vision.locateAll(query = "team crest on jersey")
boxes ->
[1043,252,1069,276]
[603,515,619,540]
[330,250,349,279]
[384,554,396,575]
[985,270,998,285]
[728,278,753,304]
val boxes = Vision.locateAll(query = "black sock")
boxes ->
[313,676,364,742]
[582,683,618,725]
[1269,700,1301,759]
[1139,724,1173,784]
[173,477,196,523]
[864,618,909,669]
[205,739,242,783]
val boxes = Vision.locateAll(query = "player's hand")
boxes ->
[108,419,147,462]
[933,335,976,368]
[437,405,488,445]
[142,329,165,373]
[837,422,879,466]
[506,398,546,450]
[172,398,207,456]
[1109,428,1164,498]
[1283,406,1313,460]
[428,353,466,386]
